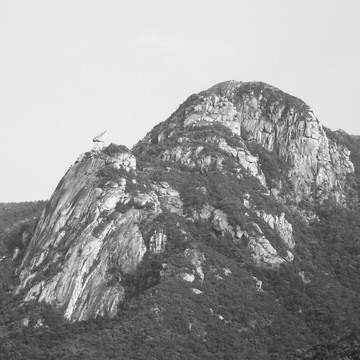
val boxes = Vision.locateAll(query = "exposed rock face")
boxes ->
[12,247,22,261]
[141,80,354,204]
[298,271,311,284]
[16,150,152,321]
[248,236,286,267]
[252,276,263,292]
[212,209,231,235]
[149,229,167,253]
[152,182,183,214]
[184,248,205,283]
[215,138,267,186]
[183,94,240,135]
[161,145,224,173]
[108,152,136,172]
[192,203,214,220]
[200,81,354,203]
[180,272,195,282]
[257,211,295,249]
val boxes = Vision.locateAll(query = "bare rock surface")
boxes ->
[140,80,354,204]
[16,151,149,321]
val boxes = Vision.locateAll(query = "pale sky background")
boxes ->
[0,0,359,202]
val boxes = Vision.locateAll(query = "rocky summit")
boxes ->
[2,81,360,359]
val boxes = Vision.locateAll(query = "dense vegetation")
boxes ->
[0,201,46,237]
[2,190,360,358]
[287,330,360,359]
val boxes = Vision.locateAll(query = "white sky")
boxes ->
[0,0,359,202]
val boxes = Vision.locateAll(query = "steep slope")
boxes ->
[4,80,360,359]
[15,148,157,321]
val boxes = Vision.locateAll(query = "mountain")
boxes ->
[1,81,360,359]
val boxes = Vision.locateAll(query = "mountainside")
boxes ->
[2,81,360,359]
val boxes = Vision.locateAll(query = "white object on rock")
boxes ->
[252,276,264,292]
[191,288,203,295]
[180,273,195,282]
[92,131,108,151]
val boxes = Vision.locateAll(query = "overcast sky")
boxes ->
[1,0,359,202]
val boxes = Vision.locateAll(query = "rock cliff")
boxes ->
[16,150,151,320]
[14,80,358,325]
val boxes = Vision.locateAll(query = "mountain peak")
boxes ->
[4,80,360,358]
[136,80,354,205]
[5,81,360,360]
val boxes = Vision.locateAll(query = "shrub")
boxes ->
[103,143,129,157]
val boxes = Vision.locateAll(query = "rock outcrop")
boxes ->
[256,211,295,249]
[149,229,167,253]
[200,81,354,203]
[248,235,286,267]
[15,150,156,321]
